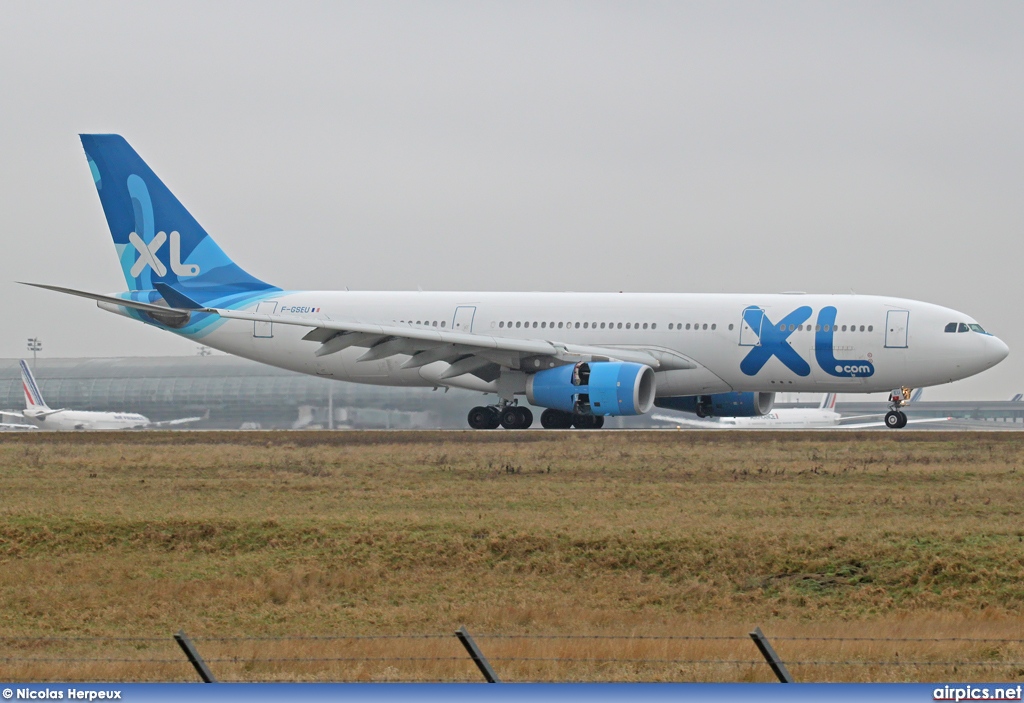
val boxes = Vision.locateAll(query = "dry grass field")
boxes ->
[1,430,1024,682]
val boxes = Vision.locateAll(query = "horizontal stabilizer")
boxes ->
[20,282,191,323]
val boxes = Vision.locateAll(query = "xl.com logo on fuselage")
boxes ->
[741,305,875,378]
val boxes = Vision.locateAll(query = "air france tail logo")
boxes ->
[740,305,875,378]
[126,173,200,279]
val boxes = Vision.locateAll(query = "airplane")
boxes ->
[22,135,1010,431]
[0,360,203,431]
[652,392,950,429]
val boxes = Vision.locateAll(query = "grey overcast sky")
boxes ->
[0,1,1021,400]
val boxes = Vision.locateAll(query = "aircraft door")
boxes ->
[739,306,764,346]
[452,306,476,332]
[885,310,910,348]
[253,301,277,338]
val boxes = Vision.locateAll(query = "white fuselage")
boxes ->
[105,291,1008,398]
[23,408,150,431]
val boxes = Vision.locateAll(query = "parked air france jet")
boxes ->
[0,360,202,431]
[652,392,949,429]
[25,135,1010,430]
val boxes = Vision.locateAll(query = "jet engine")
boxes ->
[526,361,656,416]
[654,391,775,418]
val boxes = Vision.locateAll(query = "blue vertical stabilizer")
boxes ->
[80,134,278,304]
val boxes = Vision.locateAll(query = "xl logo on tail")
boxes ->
[129,230,200,278]
[126,173,200,279]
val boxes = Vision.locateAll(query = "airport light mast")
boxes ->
[26,337,42,369]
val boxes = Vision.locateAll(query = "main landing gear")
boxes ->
[467,403,533,430]
[884,386,913,429]
[540,409,604,430]
[466,404,605,430]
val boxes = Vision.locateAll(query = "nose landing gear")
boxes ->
[884,387,913,429]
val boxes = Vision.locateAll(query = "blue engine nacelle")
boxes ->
[525,361,656,416]
[654,391,775,418]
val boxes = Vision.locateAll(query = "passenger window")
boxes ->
[652,323,657,330]
[441,321,445,328]
[703,323,708,330]
[728,324,734,331]
[711,324,716,330]
[558,322,563,328]
[686,323,691,330]
[541,321,546,328]
[625,323,631,329]
[668,323,673,330]
[867,325,873,332]
[575,322,580,329]
[617,323,623,329]
[859,325,865,332]
[642,323,648,330]
[515,321,521,328]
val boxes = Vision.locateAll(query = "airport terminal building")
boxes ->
[0,356,481,429]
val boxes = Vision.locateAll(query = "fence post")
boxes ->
[174,630,217,683]
[455,626,500,683]
[749,626,793,683]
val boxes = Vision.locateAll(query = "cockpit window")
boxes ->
[958,323,970,333]
[969,324,988,334]
[944,323,957,333]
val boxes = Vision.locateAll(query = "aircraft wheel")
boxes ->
[468,406,492,430]
[884,411,902,429]
[485,407,501,429]
[592,415,605,429]
[572,413,597,429]
[897,411,908,428]
[500,407,523,429]
[540,409,562,429]
[517,407,534,429]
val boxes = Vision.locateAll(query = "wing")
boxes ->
[149,416,205,427]
[650,413,721,429]
[837,417,952,429]
[212,307,692,374]
[0,422,39,430]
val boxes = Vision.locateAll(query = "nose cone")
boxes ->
[987,335,1010,368]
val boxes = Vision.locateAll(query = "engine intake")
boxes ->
[654,391,775,418]
[526,361,656,416]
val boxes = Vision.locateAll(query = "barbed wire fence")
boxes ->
[4,628,1024,683]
